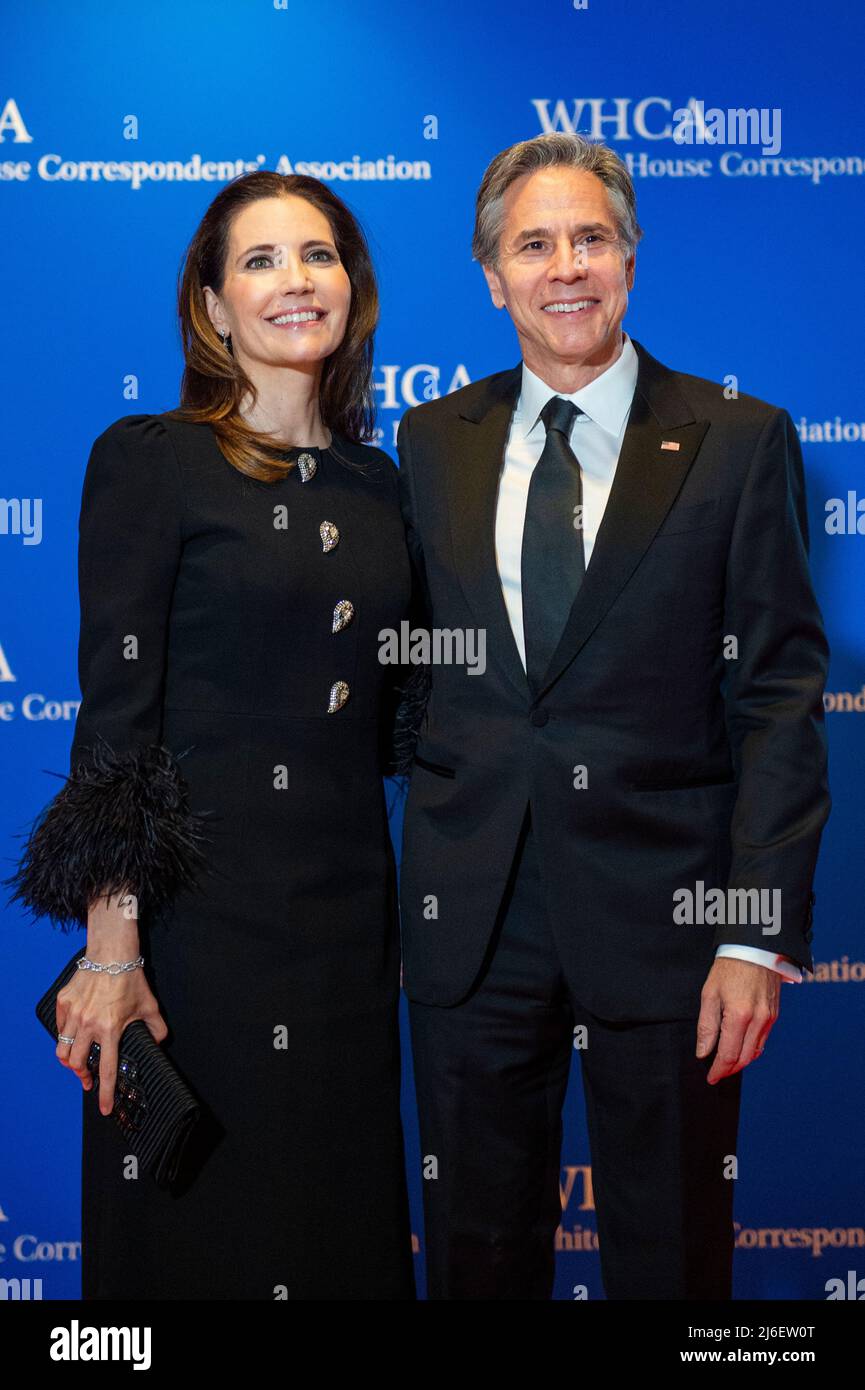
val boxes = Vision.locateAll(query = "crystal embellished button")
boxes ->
[320,520,339,552]
[332,600,354,633]
[327,680,350,713]
[297,452,317,482]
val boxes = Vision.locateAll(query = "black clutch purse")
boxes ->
[36,947,202,1189]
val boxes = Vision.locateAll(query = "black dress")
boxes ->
[11,414,416,1300]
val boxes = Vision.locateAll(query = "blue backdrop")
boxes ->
[1,0,862,1301]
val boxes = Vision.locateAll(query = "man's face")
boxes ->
[482,166,635,384]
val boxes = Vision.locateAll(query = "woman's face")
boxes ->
[204,195,352,373]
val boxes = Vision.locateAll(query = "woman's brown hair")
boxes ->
[165,171,379,482]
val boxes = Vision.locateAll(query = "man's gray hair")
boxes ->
[471,132,643,270]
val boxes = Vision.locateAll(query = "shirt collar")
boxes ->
[517,331,638,442]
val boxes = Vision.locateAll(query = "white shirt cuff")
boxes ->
[715,944,804,983]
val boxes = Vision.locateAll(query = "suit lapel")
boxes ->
[446,339,710,705]
[536,341,710,697]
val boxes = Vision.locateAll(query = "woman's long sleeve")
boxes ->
[5,416,209,930]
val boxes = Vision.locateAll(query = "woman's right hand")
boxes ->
[55,893,168,1116]
[56,965,168,1115]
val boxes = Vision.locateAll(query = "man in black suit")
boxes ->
[395,132,830,1300]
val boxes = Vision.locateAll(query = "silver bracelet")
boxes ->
[77,955,144,976]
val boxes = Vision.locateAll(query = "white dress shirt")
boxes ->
[493,332,803,983]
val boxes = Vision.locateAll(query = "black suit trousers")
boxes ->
[409,808,743,1300]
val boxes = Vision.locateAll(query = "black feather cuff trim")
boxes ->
[4,734,211,931]
[389,663,431,781]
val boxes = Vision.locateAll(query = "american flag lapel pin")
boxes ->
[660,440,681,451]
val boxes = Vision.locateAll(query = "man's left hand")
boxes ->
[696,957,781,1084]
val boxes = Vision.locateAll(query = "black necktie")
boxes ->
[521,395,586,688]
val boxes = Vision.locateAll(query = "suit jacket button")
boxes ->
[327,681,350,713]
[320,520,339,552]
[531,709,549,727]
[332,600,354,633]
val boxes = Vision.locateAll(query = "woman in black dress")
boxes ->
[8,172,416,1299]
